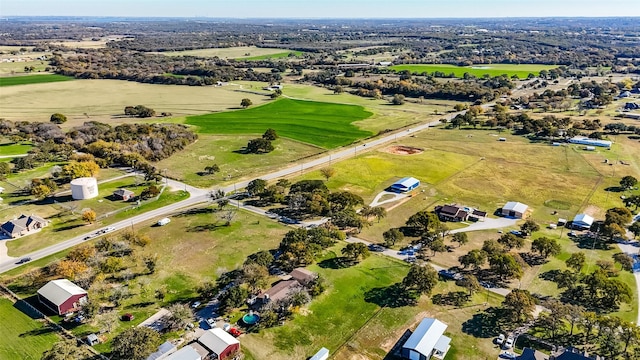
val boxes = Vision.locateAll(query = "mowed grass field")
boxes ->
[389,63,559,78]
[0,79,271,123]
[0,141,33,156]
[0,74,73,87]
[185,98,373,149]
[243,51,304,60]
[154,134,323,187]
[0,298,60,360]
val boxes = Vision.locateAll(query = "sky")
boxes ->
[1,0,640,18]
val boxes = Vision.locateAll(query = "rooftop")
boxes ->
[37,279,87,306]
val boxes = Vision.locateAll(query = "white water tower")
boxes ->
[70,177,99,200]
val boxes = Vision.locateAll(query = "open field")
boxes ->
[0,141,33,156]
[389,63,559,78]
[0,79,272,123]
[154,134,323,187]
[0,60,50,75]
[0,298,61,360]
[153,46,291,59]
[0,74,74,87]
[243,51,304,60]
[185,98,373,149]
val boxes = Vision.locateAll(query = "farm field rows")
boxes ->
[185,98,374,149]
[389,63,559,78]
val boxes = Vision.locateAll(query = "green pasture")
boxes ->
[0,74,73,87]
[243,51,304,61]
[0,298,60,360]
[0,142,33,156]
[389,63,559,79]
[185,98,373,149]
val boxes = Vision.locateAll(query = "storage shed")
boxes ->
[390,177,420,193]
[501,201,528,219]
[37,279,88,315]
[572,214,594,230]
[310,347,330,360]
[165,346,201,360]
[401,318,451,360]
[197,328,240,360]
[70,177,99,200]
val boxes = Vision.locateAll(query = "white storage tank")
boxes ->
[70,177,99,200]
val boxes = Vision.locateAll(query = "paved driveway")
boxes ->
[450,217,518,234]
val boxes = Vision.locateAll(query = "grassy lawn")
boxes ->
[0,141,33,156]
[0,298,61,360]
[153,134,324,187]
[185,98,373,149]
[243,51,304,60]
[152,46,291,59]
[389,64,559,79]
[0,79,272,124]
[0,74,73,87]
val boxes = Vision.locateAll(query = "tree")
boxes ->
[402,264,439,296]
[502,289,536,323]
[489,253,523,280]
[459,249,487,270]
[566,252,586,272]
[143,255,158,274]
[165,303,194,331]
[481,239,504,256]
[341,242,370,263]
[245,250,274,267]
[531,237,561,259]
[263,128,278,140]
[383,228,404,247]
[111,327,161,360]
[140,185,161,199]
[406,211,441,235]
[219,286,248,312]
[246,138,274,153]
[242,263,269,291]
[456,274,481,296]
[204,164,220,175]
[0,161,10,180]
[50,113,67,124]
[320,167,336,181]
[497,233,524,250]
[603,207,633,241]
[82,209,96,224]
[520,219,540,236]
[629,221,640,239]
[31,183,52,198]
[620,175,638,190]
[613,252,634,272]
[218,208,237,226]
[331,208,365,230]
[60,160,100,179]
[391,94,405,105]
[247,178,267,197]
[41,339,85,360]
[426,238,447,256]
[624,195,640,211]
[240,98,253,108]
[452,232,468,247]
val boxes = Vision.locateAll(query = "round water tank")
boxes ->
[70,177,99,200]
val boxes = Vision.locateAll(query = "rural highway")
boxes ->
[0,110,467,274]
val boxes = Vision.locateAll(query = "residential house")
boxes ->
[550,347,601,360]
[501,202,529,219]
[37,279,88,315]
[289,267,317,285]
[568,137,612,148]
[1,214,49,238]
[435,204,486,222]
[401,318,451,360]
[256,279,302,306]
[517,348,549,360]
[197,328,240,360]
[113,188,135,201]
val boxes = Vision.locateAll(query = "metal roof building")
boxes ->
[390,177,420,193]
[37,279,88,315]
[401,318,451,360]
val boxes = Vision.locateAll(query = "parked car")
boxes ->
[157,218,171,226]
[438,269,458,280]
[17,257,32,264]
[207,318,216,327]
[104,226,116,233]
[500,352,517,359]
[504,336,514,349]
[191,301,201,308]
[405,256,417,263]
[368,244,385,252]
[228,328,242,337]
[121,313,134,321]
[496,334,505,345]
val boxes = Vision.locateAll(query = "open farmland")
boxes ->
[153,46,292,59]
[0,74,73,87]
[243,51,303,60]
[0,79,271,123]
[389,63,559,78]
[185,98,373,149]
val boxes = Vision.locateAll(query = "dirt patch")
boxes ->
[583,204,603,218]
[385,145,424,156]
[384,195,414,212]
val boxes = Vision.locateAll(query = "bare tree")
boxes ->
[218,208,237,226]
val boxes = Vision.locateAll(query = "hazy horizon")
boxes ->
[2,0,640,19]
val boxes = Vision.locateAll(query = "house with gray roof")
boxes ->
[1,214,49,238]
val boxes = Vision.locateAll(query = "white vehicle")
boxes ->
[504,336,514,349]
[157,218,171,226]
[206,318,216,327]
[496,334,505,345]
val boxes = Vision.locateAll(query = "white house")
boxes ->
[501,202,529,219]
[572,214,594,230]
[401,318,451,360]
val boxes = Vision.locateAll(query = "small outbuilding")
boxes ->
[197,328,240,360]
[401,318,451,360]
[390,177,420,193]
[37,279,88,315]
[70,177,99,200]
[146,341,177,360]
[86,333,99,346]
[310,347,330,360]
[113,188,135,201]
[165,346,201,360]
[568,136,612,148]
[501,201,529,219]
[572,214,594,230]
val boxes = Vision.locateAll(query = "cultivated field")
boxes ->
[0,74,73,87]
[0,79,272,123]
[185,98,374,149]
[0,298,61,360]
[154,134,324,188]
[389,63,559,78]
[153,46,290,59]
